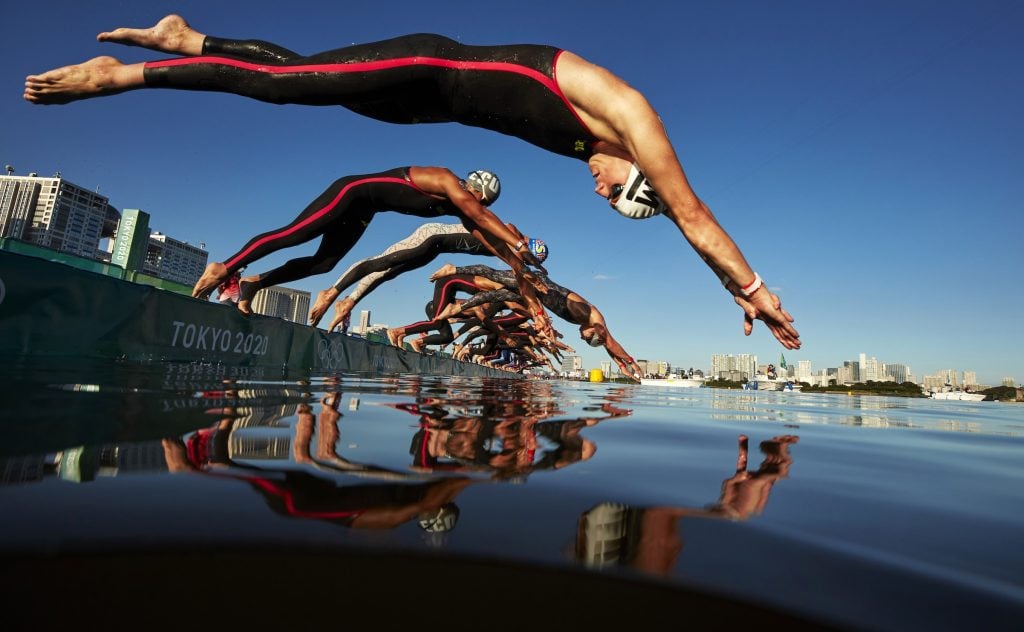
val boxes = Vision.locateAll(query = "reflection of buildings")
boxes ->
[228,400,303,460]
[576,502,633,568]
[251,286,311,324]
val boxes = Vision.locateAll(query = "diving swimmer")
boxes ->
[24,15,800,350]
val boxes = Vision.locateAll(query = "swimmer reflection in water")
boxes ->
[161,388,476,533]
[575,435,799,577]
[24,14,800,350]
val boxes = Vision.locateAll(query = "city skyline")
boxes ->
[3,1,1021,385]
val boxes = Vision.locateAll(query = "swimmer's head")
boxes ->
[579,323,607,347]
[527,238,549,263]
[418,502,461,533]
[466,170,501,205]
[610,163,665,219]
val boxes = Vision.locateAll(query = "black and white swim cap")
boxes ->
[466,170,501,205]
[611,164,665,219]
[418,503,461,532]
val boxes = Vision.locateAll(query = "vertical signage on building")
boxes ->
[110,209,151,272]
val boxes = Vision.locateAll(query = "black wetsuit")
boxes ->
[144,33,598,160]
[222,167,458,287]
[455,265,577,324]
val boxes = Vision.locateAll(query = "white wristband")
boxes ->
[740,273,763,297]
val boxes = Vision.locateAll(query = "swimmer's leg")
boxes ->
[236,220,368,313]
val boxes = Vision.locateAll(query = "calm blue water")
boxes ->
[1,362,1022,629]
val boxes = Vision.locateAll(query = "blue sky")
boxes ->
[4,1,1022,384]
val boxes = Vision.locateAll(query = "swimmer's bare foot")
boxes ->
[387,327,405,348]
[237,276,261,315]
[409,337,425,353]
[97,14,205,56]
[325,296,355,332]
[429,263,457,282]
[192,262,228,299]
[309,288,340,327]
[24,56,143,105]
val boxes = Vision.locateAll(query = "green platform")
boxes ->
[0,249,512,378]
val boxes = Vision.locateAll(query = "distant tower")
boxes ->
[358,310,371,335]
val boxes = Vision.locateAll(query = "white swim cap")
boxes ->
[611,164,665,219]
[466,170,501,205]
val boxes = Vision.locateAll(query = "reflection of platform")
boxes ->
[0,250,510,378]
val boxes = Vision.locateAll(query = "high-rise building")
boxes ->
[1003,377,1017,388]
[711,354,756,381]
[143,231,208,285]
[796,360,812,383]
[560,356,583,375]
[250,286,311,324]
[837,365,854,385]
[962,371,978,388]
[0,172,118,258]
[884,363,911,384]
[860,354,882,382]
[358,310,371,335]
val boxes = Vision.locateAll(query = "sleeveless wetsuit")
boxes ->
[144,34,598,161]
[221,167,458,287]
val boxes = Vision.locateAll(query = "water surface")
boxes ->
[2,361,1022,629]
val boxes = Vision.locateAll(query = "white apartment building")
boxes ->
[711,354,757,381]
[796,360,813,383]
[251,286,311,324]
[1,172,117,258]
[143,232,208,285]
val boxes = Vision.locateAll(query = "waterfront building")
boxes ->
[142,232,208,286]
[1,171,118,258]
[561,356,583,375]
[358,310,371,335]
[797,360,812,384]
[250,286,311,324]
[884,363,911,384]
[711,354,757,381]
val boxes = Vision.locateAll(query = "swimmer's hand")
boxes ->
[735,288,801,350]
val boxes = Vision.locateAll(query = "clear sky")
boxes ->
[4,0,1022,385]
